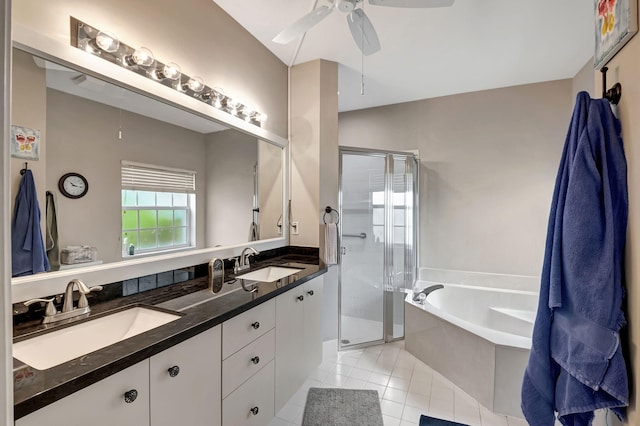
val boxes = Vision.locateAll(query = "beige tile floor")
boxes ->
[269,340,528,426]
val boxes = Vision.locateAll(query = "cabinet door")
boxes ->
[16,360,149,426]
[303,275,324,373]
[150,325,222,426]
[274,286,305,412]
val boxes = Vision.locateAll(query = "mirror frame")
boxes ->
[10,25,290,303]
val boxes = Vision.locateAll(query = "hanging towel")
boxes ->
[324,223,338,265]
[11,169,50,277]
[521,92,628,426]
[45,190,60,271]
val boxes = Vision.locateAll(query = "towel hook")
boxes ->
[323,206,340,225]
[20,162,28,175]
[601,67,622,105]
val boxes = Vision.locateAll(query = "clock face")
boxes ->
[58,173,88,199]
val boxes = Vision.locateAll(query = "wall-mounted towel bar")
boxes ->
[343,233,366,239]
[323,206,340,224]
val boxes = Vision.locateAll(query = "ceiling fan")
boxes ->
[272,0,455,56]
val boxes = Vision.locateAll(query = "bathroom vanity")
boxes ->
[13,255,326,425]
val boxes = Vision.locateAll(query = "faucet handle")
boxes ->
[77,285,103,309]
[24,298,57,317]
[230,257,240,273]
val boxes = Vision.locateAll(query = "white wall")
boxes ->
[339,79,573,276]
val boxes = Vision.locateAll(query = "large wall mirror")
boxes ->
[10,47,285,298]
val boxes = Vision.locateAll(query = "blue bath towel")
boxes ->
[521,92,628,425]
[11,169,50,277]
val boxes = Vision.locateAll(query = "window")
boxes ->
[121,161,196,255]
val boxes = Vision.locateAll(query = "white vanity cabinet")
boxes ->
[221,299,276,426]
[275,275,324,412]
[15,325,222,426]
[16,360,150,426]
[150,325,221,426]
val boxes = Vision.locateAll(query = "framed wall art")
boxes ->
[595,0,638,69]
[10,125,40,160]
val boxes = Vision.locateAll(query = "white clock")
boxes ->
[58,172,89,199]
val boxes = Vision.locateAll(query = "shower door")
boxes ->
[338,148,418,349]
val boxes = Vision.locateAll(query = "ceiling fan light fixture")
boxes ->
[337,0,357,13]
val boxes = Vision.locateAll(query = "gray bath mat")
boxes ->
[302,387,383,426]
[419,414,469,426]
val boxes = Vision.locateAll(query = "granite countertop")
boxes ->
[13,254,327,420]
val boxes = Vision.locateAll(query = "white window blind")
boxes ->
[121,161,196,193]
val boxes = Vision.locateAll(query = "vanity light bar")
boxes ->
[70,17,267,127]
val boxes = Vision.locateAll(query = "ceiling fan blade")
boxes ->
[347,9,381,56]
[368,0,454,8]
[272,6,333,44]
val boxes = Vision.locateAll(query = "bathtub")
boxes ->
[405,280,537,418]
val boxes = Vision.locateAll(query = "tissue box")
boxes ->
[60,246,98,265]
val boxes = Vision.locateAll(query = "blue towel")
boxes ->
[521,92,628,425]
[11,169,50,277]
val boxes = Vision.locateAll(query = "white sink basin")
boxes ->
[238,266,303,282]
[13,307,180,370]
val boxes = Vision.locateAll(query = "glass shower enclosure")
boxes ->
[338,148,418,349]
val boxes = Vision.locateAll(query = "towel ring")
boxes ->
[323,206,339,225]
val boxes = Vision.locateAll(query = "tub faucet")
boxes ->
[413,284,444,302]
[237,247,260,272]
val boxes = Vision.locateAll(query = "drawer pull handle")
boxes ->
[307,290,314,296]
[297,295,304,301]
[168,365,180,377]
[251,321,260,330]
[124,389,138,403]
[250,406,259,416]
[251,356,260,365]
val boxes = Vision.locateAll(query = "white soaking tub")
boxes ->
[405,280,537,418]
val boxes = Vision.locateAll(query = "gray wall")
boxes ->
[205,130,256,247]
[46,89,208,263]
[339,79,574,276]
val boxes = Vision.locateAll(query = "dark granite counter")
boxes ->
[13,251,327,419]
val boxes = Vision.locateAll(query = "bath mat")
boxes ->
[302,387,383,426]
[419,415,469,426]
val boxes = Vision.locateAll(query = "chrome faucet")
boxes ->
[237,247,260,273]
[63,279,102,313]
[412,284,444,302]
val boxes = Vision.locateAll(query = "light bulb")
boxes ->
[125,47,155,67]
[213,91,225,109]
[162,62,182,81]
[152,62,182,81]
[243,105,256,122]
[227,98,239,115]
[186,76,205,93]
[95,31,120,53]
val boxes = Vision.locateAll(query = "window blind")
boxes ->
[121,161,196,193]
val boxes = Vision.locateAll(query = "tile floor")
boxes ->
[269,340,528,426]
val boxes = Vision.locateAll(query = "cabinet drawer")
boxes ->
[222,298,275,359]
[222,360,275,426]
[222,328,275,398]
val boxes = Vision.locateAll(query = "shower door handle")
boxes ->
[340,246,346,256]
